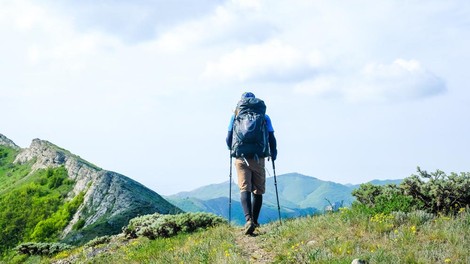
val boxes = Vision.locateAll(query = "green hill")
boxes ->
[168,173,355,224]
[166,196,317,225]
[0,133,181,256]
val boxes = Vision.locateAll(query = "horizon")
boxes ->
[2,131,404,196]
[2,1,469,195]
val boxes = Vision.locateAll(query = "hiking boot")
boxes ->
[244,220,255,235]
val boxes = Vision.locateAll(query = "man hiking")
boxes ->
[226,92,277,235]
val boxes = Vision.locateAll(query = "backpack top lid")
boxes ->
[236,97,266,116]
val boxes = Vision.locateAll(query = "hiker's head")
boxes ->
[241,92,255,99]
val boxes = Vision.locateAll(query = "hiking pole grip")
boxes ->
[272,159,282,225]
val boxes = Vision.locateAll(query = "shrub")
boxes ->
[14,242,72,256]
[352,167,470,215]
[401,168,470,214]
[84,235,112,248]
[391,210,434,226]
[352,183,415,214]
[123,212,227,240]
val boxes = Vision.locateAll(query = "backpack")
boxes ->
[231,97,270,158]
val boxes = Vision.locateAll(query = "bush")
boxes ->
[14,242,72,256]
[352,167,470,215]
[84,235,112,248]
[401,168,470,214]
[123,212,227,240]
[351,183,415,214]
[391,210,434,226]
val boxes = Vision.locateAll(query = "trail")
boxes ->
[234,226,275,264]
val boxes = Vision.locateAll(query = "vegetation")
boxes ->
[123,212,227,239]
[0,146,35,194]
[0,160,470,263]
[84,236,112,248]
[0,160,81,255]
[14,242,72,256]
[352,167,470,215]
[1,163,469,263]
[9,206,468,263]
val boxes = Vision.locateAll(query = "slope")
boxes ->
[0,133,182,252]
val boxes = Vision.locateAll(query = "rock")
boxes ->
[0,133,20,150]
[306,240,317,246]
[351,259,368,264]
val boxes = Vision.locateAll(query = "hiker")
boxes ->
[226,92,277,235]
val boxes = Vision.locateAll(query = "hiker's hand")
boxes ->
[271,149,277,161]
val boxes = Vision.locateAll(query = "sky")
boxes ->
[1,0,469,195]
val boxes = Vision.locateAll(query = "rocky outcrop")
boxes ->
[14,139,101,197]
[9,136,181,244]
[0,133,20,150]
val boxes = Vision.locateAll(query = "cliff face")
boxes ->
[5,135,181,244]
[0,134,20,150]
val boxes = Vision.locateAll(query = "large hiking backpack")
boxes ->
[231,97,270,158]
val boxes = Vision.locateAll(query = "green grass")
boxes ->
[264,208,470,263]
[12,207,470,264]
[45,225,246,264]
[0,146,35,195]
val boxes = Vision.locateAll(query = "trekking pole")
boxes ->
[228,154,232,225]
[272,159,282,225]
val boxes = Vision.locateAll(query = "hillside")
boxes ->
[11,208,470,263]
[168,173,355,224]
[166,196,317,225]
[0,133,181,253]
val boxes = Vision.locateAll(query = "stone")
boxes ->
[0,133,20,150]
[351,259,368,264]
[306,240,317,246]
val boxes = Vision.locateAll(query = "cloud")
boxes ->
[148,3,276,53]
[294,59,446,102]
[201,39,320,82]
[45,0,224,44]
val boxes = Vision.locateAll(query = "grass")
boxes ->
[0,146,35,195]
[10,207,469,264]
[48,225,247,264]
[263,208,470,263]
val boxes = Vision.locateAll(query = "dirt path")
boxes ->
[234,226,275,263]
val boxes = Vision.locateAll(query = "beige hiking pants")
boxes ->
[235,157,266,195]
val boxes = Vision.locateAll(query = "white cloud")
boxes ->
[41,0,223,44]
[294,59,446,102]
[201,39,317,82]
[230,0,262,10]
[146,1,276,53]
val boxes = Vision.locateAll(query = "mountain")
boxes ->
[346,179,403,190]
[166,195,317,225]
[168,173,404,224]
[167,173,355,224]
[0,133,181,252]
